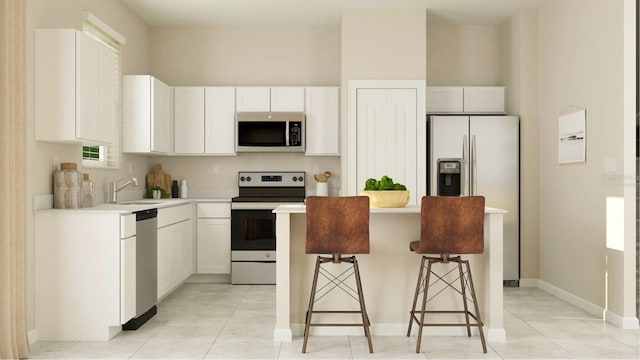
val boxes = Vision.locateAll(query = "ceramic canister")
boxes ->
[53,162,84,209]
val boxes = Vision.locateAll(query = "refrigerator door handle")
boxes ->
[462,135,468,196]
[471,134,477,196]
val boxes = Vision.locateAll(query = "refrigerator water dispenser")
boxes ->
[437,159,462,196]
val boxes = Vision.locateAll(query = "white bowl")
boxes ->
[359,190,410,208]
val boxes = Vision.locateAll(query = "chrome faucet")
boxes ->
[110,177,138,203]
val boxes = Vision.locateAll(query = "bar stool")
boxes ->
[302,196,373,353]
[406,196,487,353]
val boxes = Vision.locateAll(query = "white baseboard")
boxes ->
[28,329,37,345]
[273,328,292,342]
[289,323,504,342]
[525,279,639,329]
[538,280,604,319]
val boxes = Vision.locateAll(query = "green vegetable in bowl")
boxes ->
[364,178,378,190]
[363,176,407,191]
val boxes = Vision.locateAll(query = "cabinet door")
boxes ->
[271,87,304,112]
[120,235,136,324]
[463,87,505,113]
[76,32,100,142]
[426,87,463,113]
[122,75,152,152]
[236,87,270,112]
[178,219,193,282]
[356,88,418,205]
[197,219,231,274]
[174,87,205,154]
[152,78,174,154]
[205,87,236,155]
[305,87,339,155]
[97,45,116,144]
[157,224,180,299]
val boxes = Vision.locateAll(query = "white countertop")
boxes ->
[273,204,507,214]
[36,198,231,214]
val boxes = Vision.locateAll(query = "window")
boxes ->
[81,12,125,169]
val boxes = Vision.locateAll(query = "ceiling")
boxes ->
[121,0,545,27]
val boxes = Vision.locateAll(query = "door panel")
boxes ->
[356,88,418,204]
[470,116,519,281]
[429,116,469,195]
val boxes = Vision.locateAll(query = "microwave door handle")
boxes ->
[285,121,289,147]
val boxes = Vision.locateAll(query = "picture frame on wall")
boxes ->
[558,108,586,164]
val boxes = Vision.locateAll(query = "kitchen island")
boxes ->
[273,204,507,343]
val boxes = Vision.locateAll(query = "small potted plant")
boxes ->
[146,186,168,199]
[359,176,410,208]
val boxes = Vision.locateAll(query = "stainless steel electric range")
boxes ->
[230,171,306,284]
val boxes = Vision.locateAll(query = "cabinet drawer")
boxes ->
[120,214,136,238]
[197,202,231,218]
[158,204,192,228]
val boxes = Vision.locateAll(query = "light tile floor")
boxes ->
[30,284,640,359]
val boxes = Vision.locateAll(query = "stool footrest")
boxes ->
[308,323,369,327]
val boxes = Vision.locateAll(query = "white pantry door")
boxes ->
[356,88,418,205]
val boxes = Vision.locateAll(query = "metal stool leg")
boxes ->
[352,256,373,353]
[457,260,472,337]
[464,259,487,353]
[407,256,426,337]
[415,257,433,353]
[302,256,322,353]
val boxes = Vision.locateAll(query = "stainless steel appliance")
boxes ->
[236,112,305,152]
[231,171,306,284]
[123,208,158,330]
[428,115,519,285]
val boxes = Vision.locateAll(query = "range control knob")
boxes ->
[292,177,298,182]
[298,176,304,182]
[240,176,245,182]
[246,176,252,182]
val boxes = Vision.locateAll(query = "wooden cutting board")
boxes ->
[146,164,172,197]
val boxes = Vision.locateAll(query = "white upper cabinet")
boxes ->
[425,87,463,113]
[462,86,506,113]
[173,87,236,155]
[270,87,305,112]
[305,87,339,156]
[174,87,205,154]
[123,75,174,154]
[426,86,505,114]
[236,87,270,112]
[236,87,304,112]
[205,87,236,155]
[35,29,116,144]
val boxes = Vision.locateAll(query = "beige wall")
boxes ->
[501,9,539,281]
[150,26,340,86]
[147,25,342,194]
[537,0,633,318]
[427,20,503,86]
[26,0,150,332]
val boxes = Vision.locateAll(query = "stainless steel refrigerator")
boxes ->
[428,115,520,284]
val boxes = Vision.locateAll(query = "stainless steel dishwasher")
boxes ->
[123,208,158,330]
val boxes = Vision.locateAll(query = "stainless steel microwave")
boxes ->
[236,112,305,152]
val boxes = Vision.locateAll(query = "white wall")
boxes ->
[147,25,342,195]
[537,0,635,322]
[501,9,539,281]
[26,0,150,332]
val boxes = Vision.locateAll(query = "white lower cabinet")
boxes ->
[196,202,231,274]
[157,204,194,300]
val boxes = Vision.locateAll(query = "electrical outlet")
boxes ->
[212,164,220,176]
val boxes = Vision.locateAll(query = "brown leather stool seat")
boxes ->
[407,196,487,353]
[303,196,373,353]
